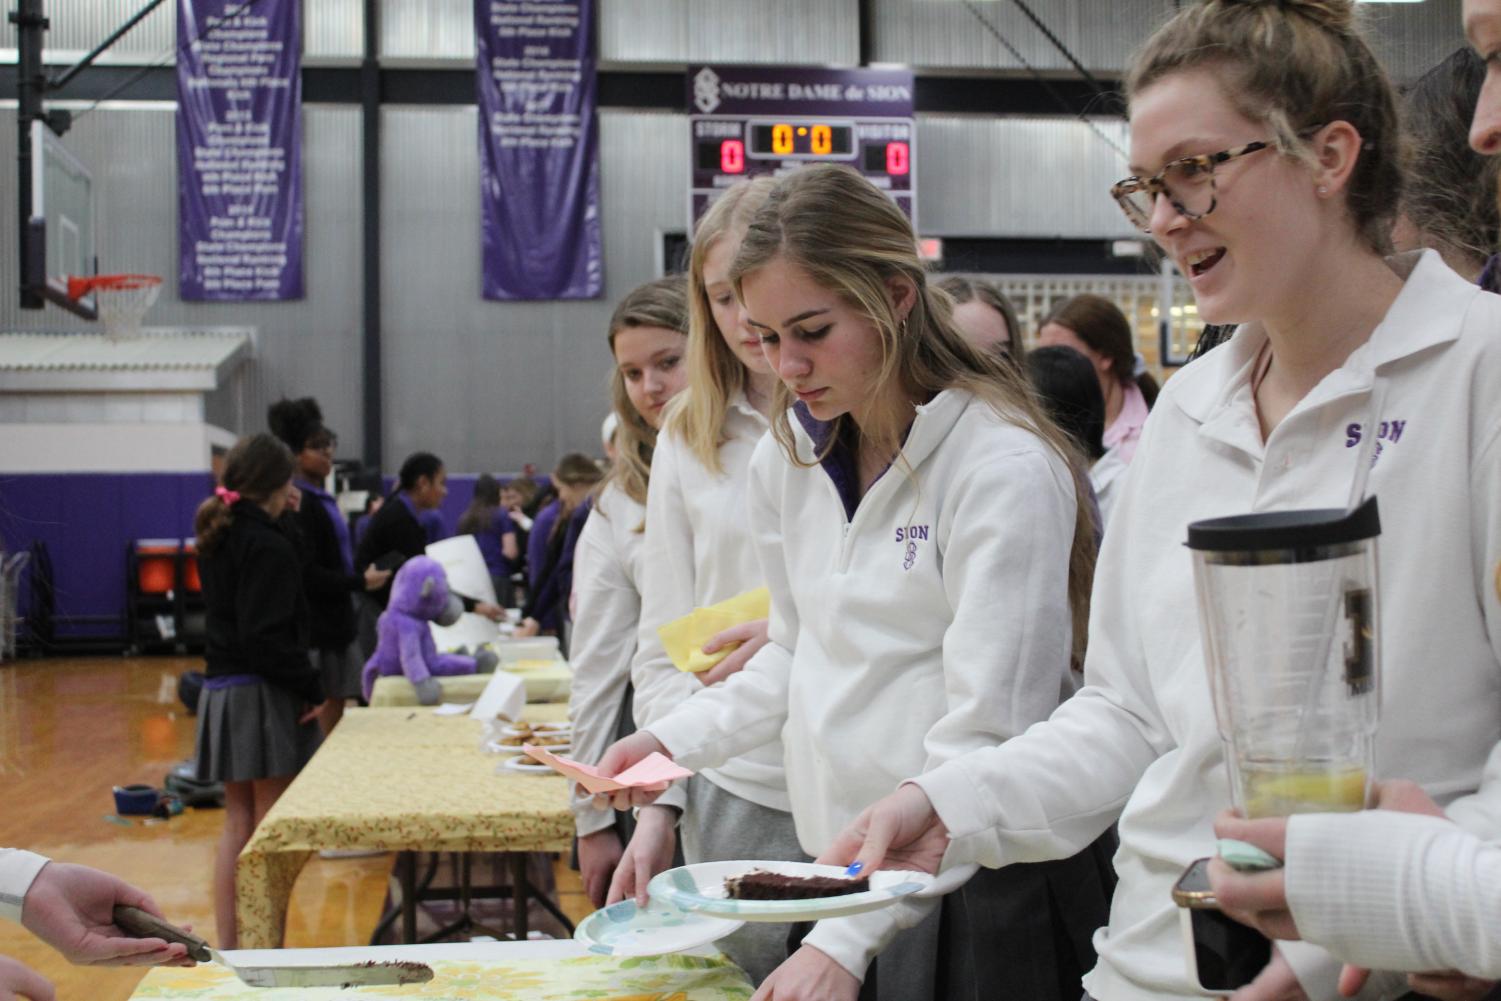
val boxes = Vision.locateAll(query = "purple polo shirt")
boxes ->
[298,479,354,575]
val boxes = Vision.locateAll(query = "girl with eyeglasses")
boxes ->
[814,2,1501,1000]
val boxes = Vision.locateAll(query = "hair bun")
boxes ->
[267,396,325,452]
[1218,0,1354,33]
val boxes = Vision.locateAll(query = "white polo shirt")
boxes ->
[913,250,1501,1001]
[568,483,647,837]
[630,393,791,813]
[649,387,1080,980]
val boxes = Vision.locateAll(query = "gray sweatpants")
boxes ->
[681,775,805,986]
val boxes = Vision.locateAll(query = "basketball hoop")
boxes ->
[67,274,162,340]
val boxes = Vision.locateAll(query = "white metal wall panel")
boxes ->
[379,0,860,65]
[600,0,859,66]
[870,0,1169,74]
[872,0,1462,84]
[305,0,364,62]
[379,108,687,472]
[917,114,1136,238]
[380,0,475,62]
[0,1,364,66]
[0,0,175,64]
[0,105,366,455]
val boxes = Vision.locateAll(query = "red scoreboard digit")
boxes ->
[720,139,745,174]
[885,140,910,176]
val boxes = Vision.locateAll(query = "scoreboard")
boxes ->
[688,65,916,226]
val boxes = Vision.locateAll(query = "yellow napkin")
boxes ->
[657,587,770,673]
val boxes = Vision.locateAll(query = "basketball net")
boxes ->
[67,274,163,341]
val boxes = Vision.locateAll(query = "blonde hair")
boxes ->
[730,164,1097,660]
[1127,0,1401,255]
[603,274,690,524]
[669,177,778,474]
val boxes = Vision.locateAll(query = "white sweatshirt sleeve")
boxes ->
[627,432,709,813]
[805,445,1079,980]
[908,417,1174,870]
[1441,423,1501,837]
[567,505,641,837]
[629,432,709,732]
[1284,811,1501,978]
[647,435,792,769]
[0,849,49,922]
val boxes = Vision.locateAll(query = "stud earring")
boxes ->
[1317,185,1328,196]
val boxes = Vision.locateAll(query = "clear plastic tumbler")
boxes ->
[1188,497,1380,818]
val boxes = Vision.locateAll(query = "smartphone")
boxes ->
[374,550,406,572]
[1172,857,1272,994]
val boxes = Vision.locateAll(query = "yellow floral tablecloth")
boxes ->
[370,661,573,706]
[132,954,752,1000]
[235,706,574,949]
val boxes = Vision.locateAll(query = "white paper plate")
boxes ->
[647,861,933,922]
[574,897,744,957]
[498,756,554,774]
[486,740,570,756]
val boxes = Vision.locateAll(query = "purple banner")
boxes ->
[177,0,303,300]
[476,0,602,301]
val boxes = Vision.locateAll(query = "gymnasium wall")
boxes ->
[0,0,1464,472]
[0,0,1469,642]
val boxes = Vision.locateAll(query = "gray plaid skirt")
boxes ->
[194,678,322,783]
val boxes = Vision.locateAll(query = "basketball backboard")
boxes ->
[27,119,98,318]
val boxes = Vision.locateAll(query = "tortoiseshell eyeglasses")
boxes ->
[1110,140,1271,233]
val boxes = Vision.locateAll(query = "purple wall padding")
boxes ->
[0,473,214,639]
[0,471,547,643]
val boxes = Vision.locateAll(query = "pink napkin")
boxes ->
[522,744,693,794]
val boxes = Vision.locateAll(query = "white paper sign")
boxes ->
[469,670,526,722]
[425,535,497,606]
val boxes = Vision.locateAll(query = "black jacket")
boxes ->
[200,504,324,704]
[353,494,427,609]
[352,493,487,612]
[292,489,360,650]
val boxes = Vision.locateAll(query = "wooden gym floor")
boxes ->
[0,656,594,1000]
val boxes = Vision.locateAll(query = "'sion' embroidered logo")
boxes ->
[896,525,929,571]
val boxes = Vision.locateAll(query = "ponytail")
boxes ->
[194,495,235,556]
[195,433,295,556]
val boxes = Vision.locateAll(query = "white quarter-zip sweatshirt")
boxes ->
[1283,809,1501,978]
[648,387,1081,980]
[631,393,791,812]
[568,483,647,836]
[912,251,1501,1001]
[0,848,48,922]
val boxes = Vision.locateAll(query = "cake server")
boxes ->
[114,906,434,988]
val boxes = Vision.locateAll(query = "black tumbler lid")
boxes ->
[1186,495,1380,553]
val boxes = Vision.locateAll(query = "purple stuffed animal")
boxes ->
[362,556,499,705]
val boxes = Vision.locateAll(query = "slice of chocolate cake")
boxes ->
[723,868,870,900]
